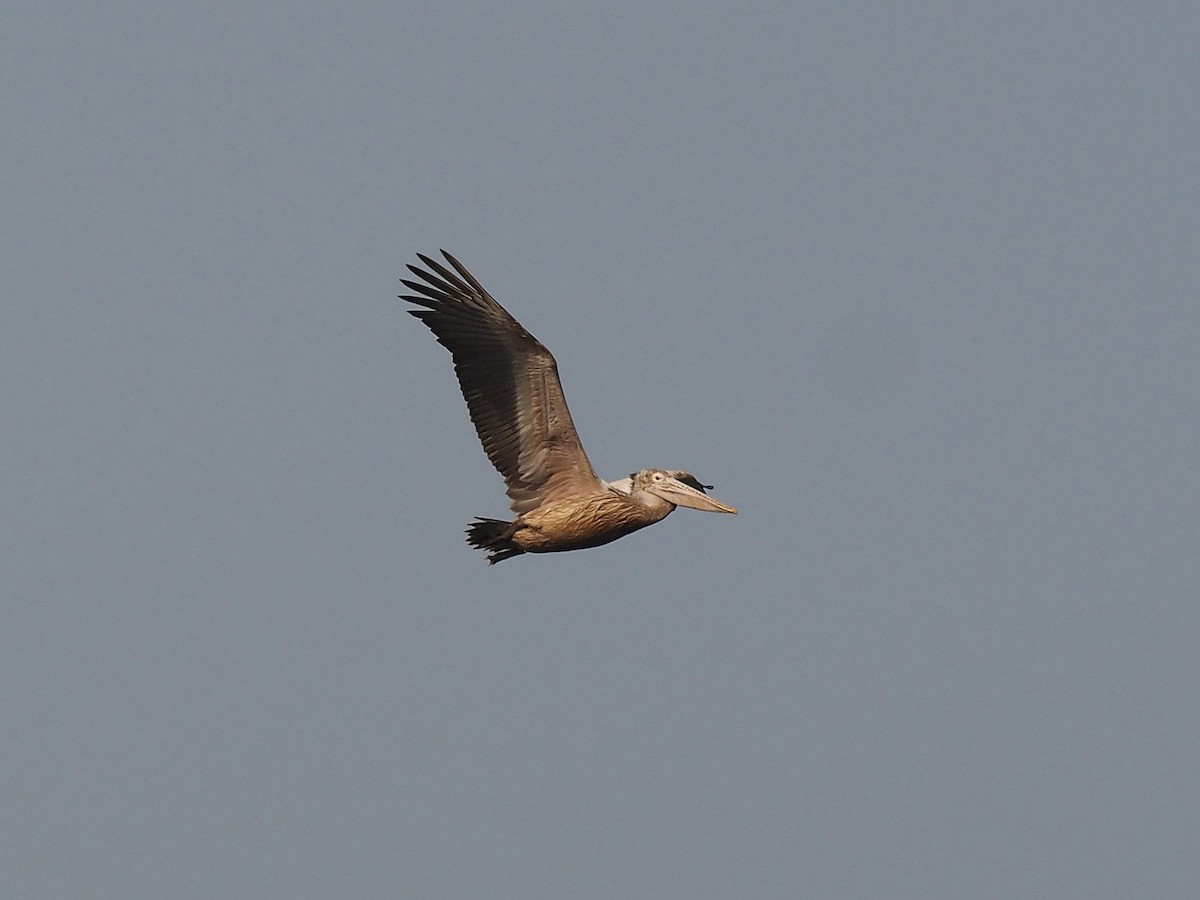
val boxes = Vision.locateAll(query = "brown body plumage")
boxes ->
[468,473,677,562]
[401,251,736,564]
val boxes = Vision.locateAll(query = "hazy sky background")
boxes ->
[5,2,1199,897]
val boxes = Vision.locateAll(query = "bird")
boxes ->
[401,251,736,564]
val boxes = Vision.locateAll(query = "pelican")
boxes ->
[401,251,736,564]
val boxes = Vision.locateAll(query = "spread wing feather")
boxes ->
[401,251,603,513]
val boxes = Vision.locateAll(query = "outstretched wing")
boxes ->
[402,251,603,513]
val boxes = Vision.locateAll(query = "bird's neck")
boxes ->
[630,491,675,521]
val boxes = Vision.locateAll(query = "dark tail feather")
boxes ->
[465,518,525,565]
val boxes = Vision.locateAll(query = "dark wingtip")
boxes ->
[465,517,525,565]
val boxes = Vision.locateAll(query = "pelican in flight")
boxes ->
[402,251,736,564]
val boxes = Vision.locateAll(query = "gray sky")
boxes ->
[4,2,1199,897]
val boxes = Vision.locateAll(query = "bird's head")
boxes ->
[620,468,737,514]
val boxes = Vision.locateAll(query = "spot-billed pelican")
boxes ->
[402,251,736,564]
